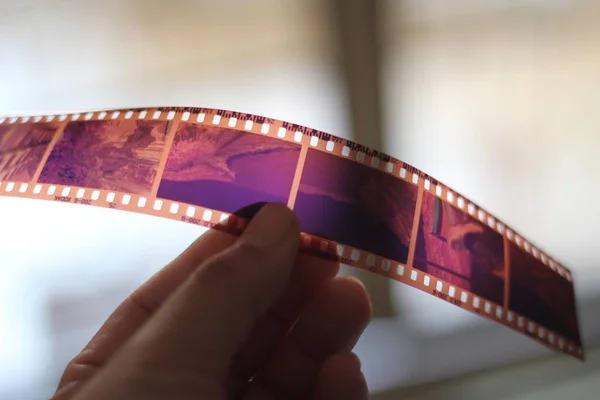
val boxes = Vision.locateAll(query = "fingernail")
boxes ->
[233,202,268,220]
[241,203,299,248]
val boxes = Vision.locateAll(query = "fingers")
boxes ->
[75,203,301,398]
[227,254,339,395]
[315,353,369,400]
[247,277,372,395]
[54,219,239,398]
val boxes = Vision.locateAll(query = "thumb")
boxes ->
[76,203,300,399]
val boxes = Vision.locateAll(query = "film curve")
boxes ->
[0,107,583,360]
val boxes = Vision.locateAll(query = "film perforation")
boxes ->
[410,270,418,281]
[448,286,456,298]
[411,172,419,184]
[484,302,492,314]
[423,275,431,287]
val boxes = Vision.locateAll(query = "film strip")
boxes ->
[0,106,583,360]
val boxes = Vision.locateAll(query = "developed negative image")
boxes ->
[293,150,418,263]
[0,123,58,182]
[414,192,505,304]
[157,124,301,213]
[39,120,167,195]
[509,242,581,344]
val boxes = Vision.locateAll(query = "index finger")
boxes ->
[55,202,267,395]
[55,222,238,394]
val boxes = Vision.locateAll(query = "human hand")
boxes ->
[52,203,372,400]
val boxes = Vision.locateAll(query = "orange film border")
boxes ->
[0,107,583,360]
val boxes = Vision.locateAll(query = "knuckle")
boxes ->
[191,241,265,287]
[54,354,100,393]
[232,240,270,263]
[192,252,240,286]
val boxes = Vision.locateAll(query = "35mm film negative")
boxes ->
[0,107,583,360]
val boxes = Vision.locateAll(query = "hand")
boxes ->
[52,203,372,400]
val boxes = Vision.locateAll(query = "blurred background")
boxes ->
[1,0,600,398]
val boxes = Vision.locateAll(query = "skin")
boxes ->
[51,203,372,400]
